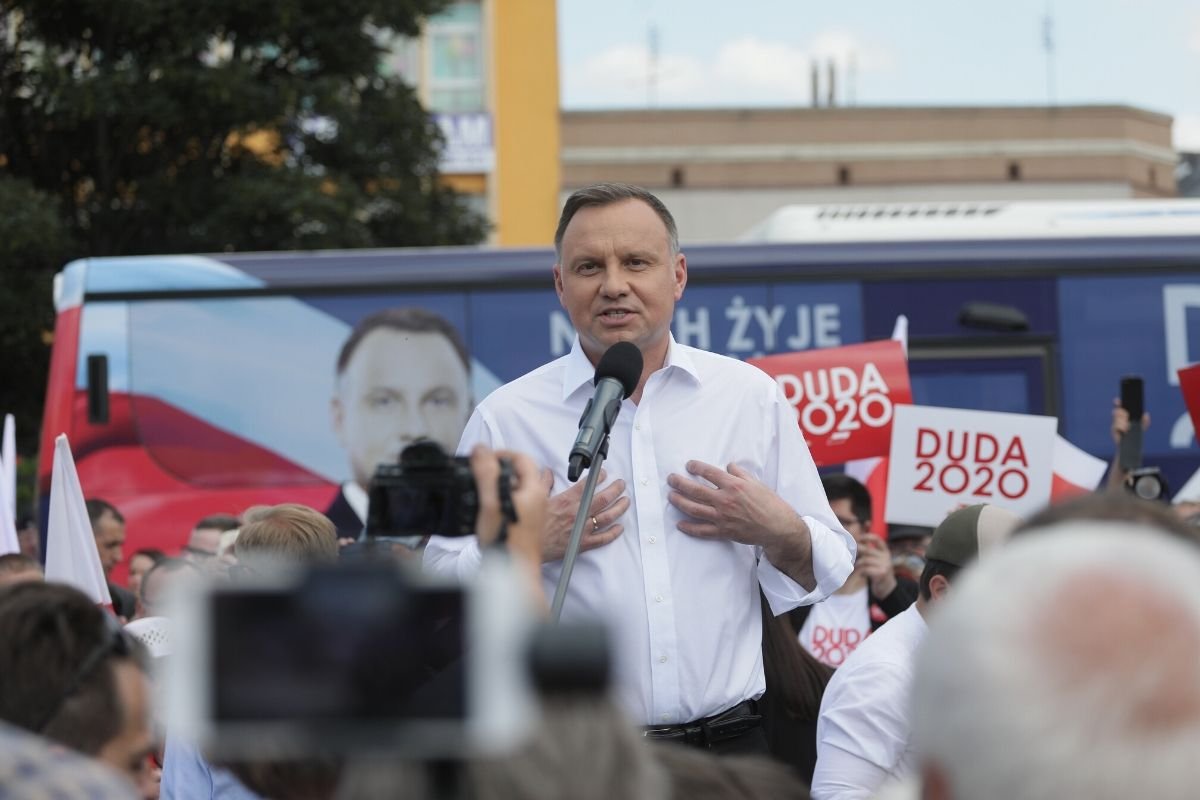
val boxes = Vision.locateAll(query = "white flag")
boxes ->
[45,434,112,606]
[0,415,17,556]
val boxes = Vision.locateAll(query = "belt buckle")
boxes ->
[643,725,686,742]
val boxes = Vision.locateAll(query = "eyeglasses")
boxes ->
[836,516,864,529]
[34,610,135,733]
[183,545,218,560]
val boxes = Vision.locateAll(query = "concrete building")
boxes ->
[561,105,1177,241]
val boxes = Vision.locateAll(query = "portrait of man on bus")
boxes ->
[327,307,473,539]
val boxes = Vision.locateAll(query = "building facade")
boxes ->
[561,105,1177,242]
[390,0,560,245]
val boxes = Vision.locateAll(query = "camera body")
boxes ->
[166,557,539,759]
[367,440,513,539]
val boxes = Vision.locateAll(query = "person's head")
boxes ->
[913,523,1200,800]
[1017,491,1200,546]
[0,581,154,784]
[183,514,239,567]
[234,504,338,572]
[553,183,687,374]
[85,499,125,576]
[126,548,166,596]
[918,504,1021,606]
[822,472,872,534]
[17,515,39,559]
[137,558,200,619]
[886,524,934,583]
[332,308,472,490]
[0,552,43,586]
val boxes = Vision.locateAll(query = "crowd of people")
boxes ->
[3,183,1200,800]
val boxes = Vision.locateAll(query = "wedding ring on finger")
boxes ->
[592,516,599,531]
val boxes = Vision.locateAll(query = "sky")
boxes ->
[558,0,1200,150]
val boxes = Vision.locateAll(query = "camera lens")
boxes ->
[1132,472,1164,501]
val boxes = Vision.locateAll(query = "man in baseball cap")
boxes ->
[810,504,1021,800]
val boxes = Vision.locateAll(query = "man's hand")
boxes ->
[1108,398,1151,491]
[667,460,816,590]
[857,535,897,598]
[540,469,629,562]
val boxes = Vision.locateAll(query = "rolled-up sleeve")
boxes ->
[758,381,855,616]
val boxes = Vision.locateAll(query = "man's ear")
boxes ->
[673,252,687,300]
[330,393,347,448]
[928,573,952,602]
[553,263,565,302]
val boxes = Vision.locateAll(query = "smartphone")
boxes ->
[166,557,537,760]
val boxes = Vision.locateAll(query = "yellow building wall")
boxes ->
[490,0,560,246]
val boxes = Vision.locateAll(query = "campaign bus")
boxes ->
[38,199,1200,571]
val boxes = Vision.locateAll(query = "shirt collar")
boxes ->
[560,334,701,401]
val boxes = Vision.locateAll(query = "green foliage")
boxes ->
[0,0,488,475]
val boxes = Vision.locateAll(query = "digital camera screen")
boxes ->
[211,575,464,724]
[376,483,455,538]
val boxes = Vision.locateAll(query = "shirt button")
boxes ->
[648,536,657,544]
[655,594,664,603]
[640,477,649,486]
[635,422,642,431]
[659,655,668,663]
[661,713,670,721]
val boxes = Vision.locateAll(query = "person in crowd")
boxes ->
[1016,489,1200,545]
[789,474,916,667]
[17,514,40,560]
[425,182,854,753]
[87,499,137,621]
[911,522,1200,800]
[136,558,200,620]
[183,515,240,568]
[0,581,155,788]
[326,308,474,540]
[0,719,138,798]
[810,504,1021,800]
[759,592,834,783]
[0,552,44,585]
[884,524,933,583]
[127,548,166,598]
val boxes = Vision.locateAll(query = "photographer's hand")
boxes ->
[1108,399,1151,491]
[541,469,629,562]
[471,445,550,610]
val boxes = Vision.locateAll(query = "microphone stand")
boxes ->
[550,435,609,622]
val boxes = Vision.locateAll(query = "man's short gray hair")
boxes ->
[554,183,680,259]
[913,522,1200,800]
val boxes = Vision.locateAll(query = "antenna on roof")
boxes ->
[647,22,659,108]
[1042,0,1057,106]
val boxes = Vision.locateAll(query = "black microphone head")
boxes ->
[595,341,643,399]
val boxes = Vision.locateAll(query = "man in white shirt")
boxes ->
[425,183,855,752]
[811,504,1019,799]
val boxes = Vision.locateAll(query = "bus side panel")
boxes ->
[1058,274,1200,491]
[37,306,82,496]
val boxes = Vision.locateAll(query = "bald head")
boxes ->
[913,522,1200,800]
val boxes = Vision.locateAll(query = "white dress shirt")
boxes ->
[425,336,854,725]
[811,603,928,800]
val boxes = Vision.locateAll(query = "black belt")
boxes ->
[642,699,762,747]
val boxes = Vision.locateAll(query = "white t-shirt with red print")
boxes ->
[797,586,872,667]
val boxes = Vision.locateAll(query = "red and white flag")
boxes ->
[1050,434,1108,501]
[0,414,17,556]
[44,434,112,606]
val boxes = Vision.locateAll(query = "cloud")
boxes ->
[1175,113,1200,152]
[565,30,894,108]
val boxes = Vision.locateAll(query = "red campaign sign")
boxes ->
[1179,363,1200,446]
[750,340,912,466]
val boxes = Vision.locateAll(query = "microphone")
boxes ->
[567,342,643,482]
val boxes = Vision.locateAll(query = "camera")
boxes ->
[367,440,514,539]
[1126,466,1170,502]
[166,557,540,759]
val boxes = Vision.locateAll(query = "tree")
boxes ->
[0,1,488,477]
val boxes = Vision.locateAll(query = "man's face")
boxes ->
[18,521,39,559]
[553,199,686,369]
[183,527,222,566]
[95,660,155,785]
[333,329,472,489]
[830,497,870,573]
[127,554,156,596]
[92,512,125,575]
